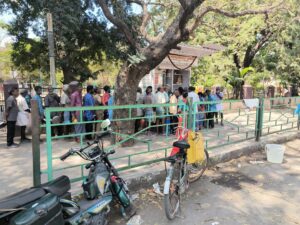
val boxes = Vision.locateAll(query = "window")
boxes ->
[173,70,183,85]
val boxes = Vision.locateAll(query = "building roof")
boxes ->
[158,43,225,70]
[170,43,225,58]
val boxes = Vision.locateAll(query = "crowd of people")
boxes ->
[4,82,224,148]
[4,82,114,147]
[134,85,224,135]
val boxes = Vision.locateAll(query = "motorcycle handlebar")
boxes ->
[60,151,72,161]
[60,131,113,162]
[96,131,111,141]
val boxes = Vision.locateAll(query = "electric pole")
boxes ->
[47,13,56,88]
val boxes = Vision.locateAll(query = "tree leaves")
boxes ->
[0,0,131,83]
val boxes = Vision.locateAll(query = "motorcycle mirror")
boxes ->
[71,147,81,152]
[101,119,111,129]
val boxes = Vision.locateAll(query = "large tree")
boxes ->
[89,0,284,143]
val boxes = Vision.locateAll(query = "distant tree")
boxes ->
[189,0,290,98]
[0,44,13,82]
[0,0,127,83]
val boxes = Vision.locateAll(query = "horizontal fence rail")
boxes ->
[41,96,300,183]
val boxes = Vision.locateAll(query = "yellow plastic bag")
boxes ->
[187,131,205,164]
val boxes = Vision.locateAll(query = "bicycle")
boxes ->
[163,127,209,220]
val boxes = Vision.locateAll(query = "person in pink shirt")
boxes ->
[70,82,85,142]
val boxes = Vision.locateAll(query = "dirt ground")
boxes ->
[111,139,300,225]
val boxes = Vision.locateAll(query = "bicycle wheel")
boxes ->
[164,163,181,220]
[188,149,209,183]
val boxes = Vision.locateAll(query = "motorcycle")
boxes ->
[0,119,135,225]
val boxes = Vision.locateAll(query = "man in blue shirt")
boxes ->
[205,89,217,128]
[83,85,95,140]
[32,86,44,120]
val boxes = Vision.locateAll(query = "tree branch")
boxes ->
[97,0,138,49]
[178,0,188,9]
[127,0,160,43]
[233,53,241,69]
[188,1,284,34]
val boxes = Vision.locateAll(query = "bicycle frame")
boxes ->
[164,151,188,195]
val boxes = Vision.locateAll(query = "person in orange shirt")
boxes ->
[102,86,111,119]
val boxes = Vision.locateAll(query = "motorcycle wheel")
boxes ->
[88,212,108,225]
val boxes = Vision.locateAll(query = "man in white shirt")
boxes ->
[169,90,180,134]
[154,87,168,134]
[188,86,200,105]
[215,87,224,126]
[16,89,31,142]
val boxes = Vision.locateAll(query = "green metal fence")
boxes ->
[261,97,300,136]
[41,97,300,184]
[42,102,188,182]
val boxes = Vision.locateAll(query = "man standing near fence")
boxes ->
[16,89,31,142]
[83,85,95,140]
[45,87,62,136]
[32,86,44,120]
[188,86,200,131]
[6,87,19,148]
[70,82,85,143]
[60,85,71,136]
[215,87,224,126]
[169,90,179,134]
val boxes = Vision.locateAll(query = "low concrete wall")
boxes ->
[126,131,299,191]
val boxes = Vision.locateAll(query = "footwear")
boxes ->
[221,122,224,126]
[21,138,31,142]
[8,143,19,148]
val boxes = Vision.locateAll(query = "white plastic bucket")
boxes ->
[265,144,285,164]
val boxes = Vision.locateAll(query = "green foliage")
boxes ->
[0,0,131,83]
[190,0,297,98]
[240,67,255,77]
[0,45,13,81]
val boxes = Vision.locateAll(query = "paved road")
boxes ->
[111,139,300,225]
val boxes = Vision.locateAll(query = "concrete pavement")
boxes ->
[111,139,300,225]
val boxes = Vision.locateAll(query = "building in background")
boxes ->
[139,44,224,92]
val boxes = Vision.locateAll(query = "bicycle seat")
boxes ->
[173,141,190,149]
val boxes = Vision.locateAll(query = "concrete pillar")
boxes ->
[243,84,253,99]
[267,85,275,98]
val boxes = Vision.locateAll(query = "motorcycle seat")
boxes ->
[40,175,71,197]
[0,188,45,210]
[173,140,190,150]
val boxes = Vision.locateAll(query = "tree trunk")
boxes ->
[62,66,76,84]
[113,63,148,147]
[291,84,298,97]
[240,81,245,99]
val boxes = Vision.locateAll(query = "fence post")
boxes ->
[45,109,53,181]
[187,97,193,130]
[255,97,264,141]
[31,100,41,186]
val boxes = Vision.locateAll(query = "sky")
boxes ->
[0,10,38,47]
[0,3,142,47]
[0,11,15,47]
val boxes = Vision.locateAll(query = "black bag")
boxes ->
[0,121,7,129]
[10,193,64,225]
